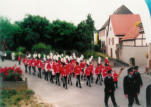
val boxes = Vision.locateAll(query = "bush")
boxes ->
[16,47,26,53]
[94,44,100,51]
[25,90,34,96]
[84,51,110,60]
[0,65,23,81]
[84,51,98,59]
[32,42,51,54]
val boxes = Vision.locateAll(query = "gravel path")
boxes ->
[0,60,151,107]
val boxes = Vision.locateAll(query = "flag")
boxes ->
[145,0,151,16]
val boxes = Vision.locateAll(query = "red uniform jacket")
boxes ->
[61,65,68,77]
[74,65,82,76]
[113,72,118,82]
[95,65,101,75]
[18,56,21,61]
[85,66,91,77]
[37,59,43,68]
[22,58,27,65]
[27,59,32,66]
[102,69,107,78]
[89,64,94,75]
[54,62,60,73]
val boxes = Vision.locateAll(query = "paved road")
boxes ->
[0,60,151,107]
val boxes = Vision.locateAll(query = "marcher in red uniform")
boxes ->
[37,59,43,78]
[49,60,55,83]
[74,62,82,88]
[80,60,86,80]
[45,60,50,81]
[61,63,68,89]
[18,55,21,65]
[54,61,61,86]
[113,70,118,88]
[85,64,91,87]
[89,62,94,83]
[67,62,73,85]
[27,58,32,74]
[22,57,28,73]
[95,63,102,85]
[31,58,37,76]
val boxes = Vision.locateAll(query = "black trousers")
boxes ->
[128,95,135,107]
[28,66,31,74]
[68,74,72,85]
[45,72,48,81]
[105,92,117,106]
[18,61,21,65]
[81,69,84,80]
[86,76,91,87]
[63,76,68,89]
[56,73,60,85]
[49,72,54,83]
[90,73,93,83]
[114,81,118,88]
[32,67,36,75]
[96,74,102,85]
[76,75,81,88]
[38,68,42,78]
[25,65,28,73]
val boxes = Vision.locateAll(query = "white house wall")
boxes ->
[122,41,135,46]
[106,20,119,59]
[136,33,147,46]
[119,46,148,66]
[122,34,147,46]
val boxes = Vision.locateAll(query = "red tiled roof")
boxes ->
[110,14,141,36]
[122,26,139,40]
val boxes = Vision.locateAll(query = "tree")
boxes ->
[0,17,16,50]
[50,20,77,51]
[74,14,95,52]
[16,14,51,50]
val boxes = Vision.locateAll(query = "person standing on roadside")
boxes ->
[104,70,119,107]
[123,67,136,107]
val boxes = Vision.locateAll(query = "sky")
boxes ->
[0,0,151,41]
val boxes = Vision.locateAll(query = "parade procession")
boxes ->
[22,52,116,89]
[20,52,144,107]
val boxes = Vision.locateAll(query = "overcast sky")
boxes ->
[0,0,149,28]
[0,0,151,42]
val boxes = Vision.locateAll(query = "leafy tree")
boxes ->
[50,20,77,51]
[0,17,16,50]
[16,15,51,50]
[32,42,51,54]
[74,14,95,52]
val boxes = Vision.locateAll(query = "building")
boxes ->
[98,5,148,66]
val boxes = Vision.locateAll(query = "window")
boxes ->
[112,37,114,45]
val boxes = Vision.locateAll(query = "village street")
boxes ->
[0,60,151,107]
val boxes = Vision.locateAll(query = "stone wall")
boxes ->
[0,78,28,90]
[119,46,148,66]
